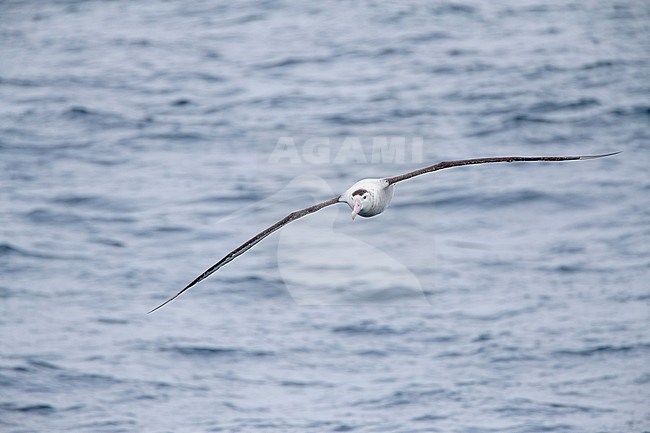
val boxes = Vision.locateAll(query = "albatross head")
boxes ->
[349,188,370,220]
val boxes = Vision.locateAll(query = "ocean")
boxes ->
[1,1,648,432]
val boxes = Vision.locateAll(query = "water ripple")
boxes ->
[1,1,647,432]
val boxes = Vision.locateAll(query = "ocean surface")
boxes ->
[1,1,649,432]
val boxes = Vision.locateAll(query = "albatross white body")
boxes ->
[340,178,395,219]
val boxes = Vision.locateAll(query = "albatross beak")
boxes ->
[351,200,361,220]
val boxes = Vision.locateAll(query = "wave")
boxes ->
[332,320,404,336]
[553,343,650,357]
[0,403,55,414]
[0,242,71,260]
[161,345,274,358]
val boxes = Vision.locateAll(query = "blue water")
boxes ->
[1,1,649,432]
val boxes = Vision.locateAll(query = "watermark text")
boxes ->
[268,136,424,165]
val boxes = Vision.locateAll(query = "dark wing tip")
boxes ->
[146,279,200,314]
[579,151,621,159]
[146,298,174,315]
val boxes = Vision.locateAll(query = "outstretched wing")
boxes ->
[148,195,341,313]
[385,152,620,185]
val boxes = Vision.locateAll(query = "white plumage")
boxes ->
[340,178,395,219]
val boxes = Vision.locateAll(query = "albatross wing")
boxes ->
[385,152,620,185]
[148,195,341,313]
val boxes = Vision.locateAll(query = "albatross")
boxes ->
[148,152,619,313]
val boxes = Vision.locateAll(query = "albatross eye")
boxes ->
[363,194,368,200]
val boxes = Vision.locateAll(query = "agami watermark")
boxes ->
[268,136,424,165]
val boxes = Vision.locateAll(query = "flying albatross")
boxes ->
[148,152,619,313]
